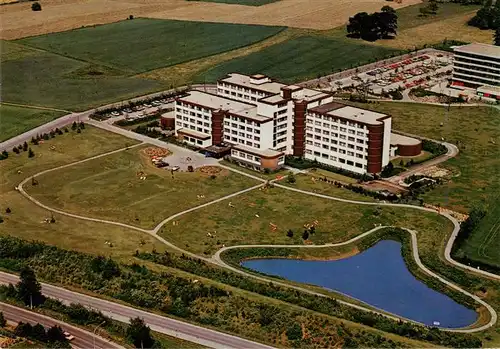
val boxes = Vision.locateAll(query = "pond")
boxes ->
[241,240,477,328]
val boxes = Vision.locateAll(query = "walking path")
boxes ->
[14,142,498,335]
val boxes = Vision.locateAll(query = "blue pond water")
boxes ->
[241,240,477,328]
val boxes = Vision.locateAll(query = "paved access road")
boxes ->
[0,272,275,349]
[0,302,123,349]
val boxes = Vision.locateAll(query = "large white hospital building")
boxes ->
[172,73,414,174]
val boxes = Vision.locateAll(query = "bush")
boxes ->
[31,2,42,11]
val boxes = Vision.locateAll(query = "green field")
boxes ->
[26,146,260,229]
[159,185,451,255]
[0,104,66,142]
[1,41,163,111]
[0,126,169,259]
[187,0,278,5]
[18,19,286,73]
[194,35,399,83]
[351,102,500,267]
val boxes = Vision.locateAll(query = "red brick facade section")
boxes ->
[293,100,307,157]
[211,109,225,146]
[397,142,422,157]
[367,124,384,174]
[160,117,175,130]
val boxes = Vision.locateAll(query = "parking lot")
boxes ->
[330,53,453,96]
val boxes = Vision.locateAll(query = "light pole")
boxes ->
[93,320,106,349]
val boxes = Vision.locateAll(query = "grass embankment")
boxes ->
[281,169,376,202]
[159,184,451,256]
[0,236,433,349]
[16,19,286,74]
[0,126,167,259]
[0,104,66,142]
[26,146,260,229]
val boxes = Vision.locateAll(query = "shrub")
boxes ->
[31,2,41,11]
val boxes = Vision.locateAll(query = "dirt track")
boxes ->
[0,0,421,40]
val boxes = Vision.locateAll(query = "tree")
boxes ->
[309,226,316,235]
[71,122,77,130]
[79,121,85,129]
[15,322,33,337]
[12,147,19,154]
[31,324,47,342]
[286,322,303,341]
[16,266,45,307]
[23,142,28,152]
[381,162,394,177]
[28,148,35,158]
[428,0,439,14]
[287,173,296,184]
[31,2,42,11]
[495,27,500,45]
[5,207,11,214]
[126,317,154,348]
[302,230,309,240]
[1,150,8,159]
[0,312,6,327]
[46,325,66,343]
[286,229,294,238]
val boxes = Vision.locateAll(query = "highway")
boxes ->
[0,272,275,349]
[0,302,123,349]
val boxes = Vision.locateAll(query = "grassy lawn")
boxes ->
[1,41,164,111]
[0,104,66,142]
[186,0,278,5]
[17,19,286,73]
[282,173,376,202]
[159,185,451,255]
[0,126,168,259]
[194,35,399,83]
[26,146,260,229]
[351,102,500,267]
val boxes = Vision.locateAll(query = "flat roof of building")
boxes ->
[390,133,420,146]
[233,144,284,158]
[177,128,211,140]
[178,90,271,123]
[161,110,175,118]
[220,73,285,95]
[309,102,389,125]
[478,84,500,93]
[454,43,500,59]
[259,94,286,104]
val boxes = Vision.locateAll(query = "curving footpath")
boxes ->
[14,140,499,337]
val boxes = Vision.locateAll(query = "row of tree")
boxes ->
[347,6,398,41]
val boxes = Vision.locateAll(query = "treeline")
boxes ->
[347,6,398,41]
[0,236,415,348]
[422,139,447,156]
[115,113,161,127]
[468,0,500,30]
[137,240,481,348]
[13,322,70,348]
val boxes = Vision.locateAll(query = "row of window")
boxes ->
[176,121,210,135]
[454,62,500,76]
[218,83,268,97]
[224,135,260,148]
[224,128,261,141]
[453,69,499,83]
[231,150,261,162]
[454,52,500,66]
[306,150,366,169]
[309,113,367,129]
[218,88,259,102]
[176,103,211,114]
[453,72,500,86]
[307,143,367,159]
[226,116,261,127]
[177,115,210,127]
[184,137,204,146]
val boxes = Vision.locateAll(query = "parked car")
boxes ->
[151,100,161,106]
[111,111,120,117]
[123,108,132,113]
[63,332,75,341]
[171,166,180,171]
[144,103,152,108]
